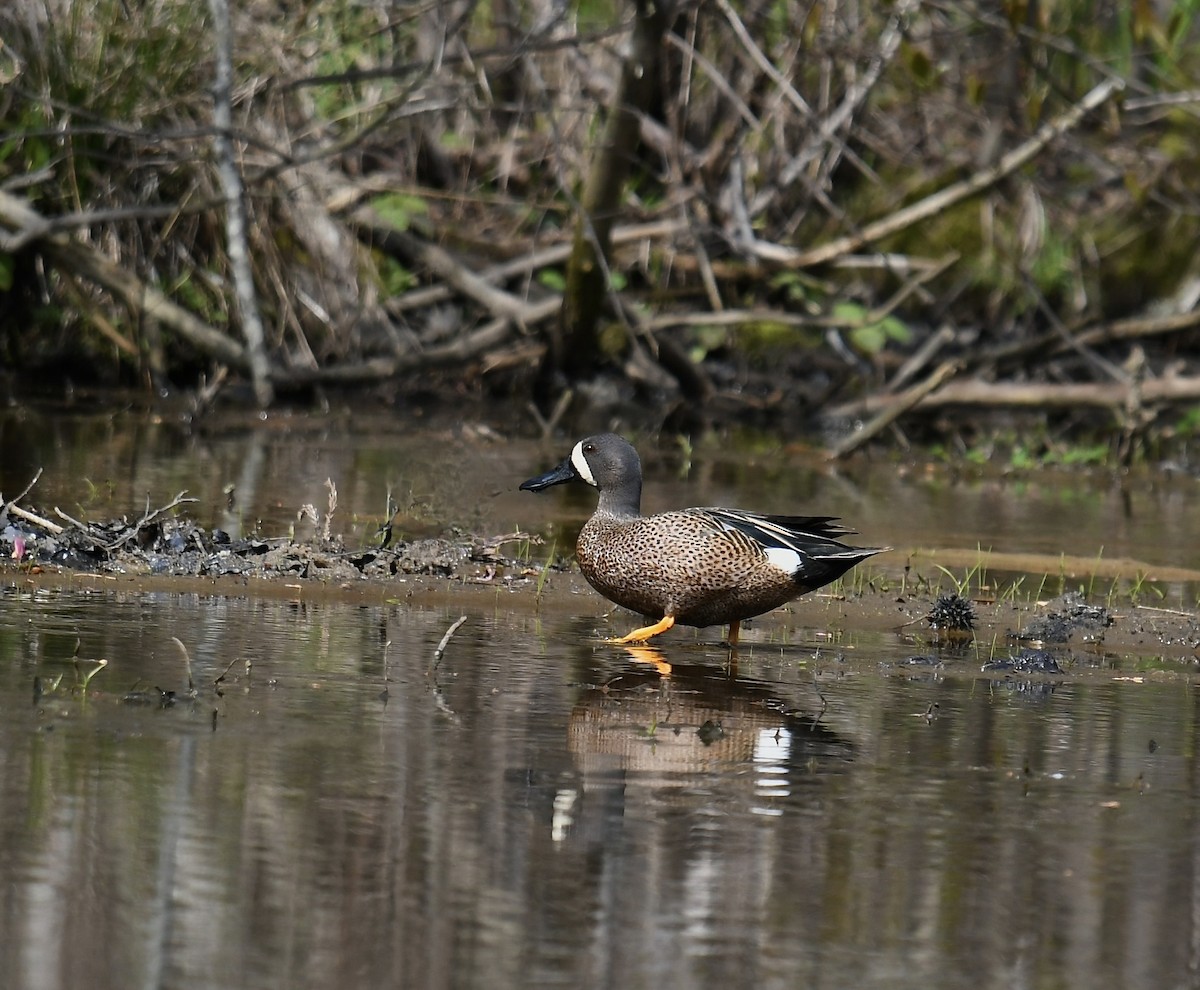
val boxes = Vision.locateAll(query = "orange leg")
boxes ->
[725,620,741,648]
[608,614,676,644]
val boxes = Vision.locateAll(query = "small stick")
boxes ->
[214,656,240,686]
[172,636,196,697]
[11,503,65,535]
[829,358,961,458]
[2,467,44,511]
[105,491,198,550]
[1,468,66,535]
[433,615,468,664]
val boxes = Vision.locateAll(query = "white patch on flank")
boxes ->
[763,546,802,573]
[571,440,597,486]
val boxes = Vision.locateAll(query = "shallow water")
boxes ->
[1,587,1198,990]
[2,400,1200,989]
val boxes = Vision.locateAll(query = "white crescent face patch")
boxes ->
[571,440,597,487]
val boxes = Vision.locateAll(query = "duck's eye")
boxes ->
[583,443,595,453]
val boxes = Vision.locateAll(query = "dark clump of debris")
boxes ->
[1016,591,1112,645]
[927,593,976,635]
[981,648,1063,675]
[1,493,538,586]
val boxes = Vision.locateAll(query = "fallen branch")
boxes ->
[8,503,64,536]
[359,216,551,327]
[385,219,685,315]
[829,359,961,457]
[272,307,555,387]
[753,76,1124,268]
[827,370,1200,418]
[0,191,250,369]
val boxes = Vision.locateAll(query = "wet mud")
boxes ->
[3,508,1198,681]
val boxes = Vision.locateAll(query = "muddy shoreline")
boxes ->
[4,512,1198,679]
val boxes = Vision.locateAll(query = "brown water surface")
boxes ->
[2,401,1200,989]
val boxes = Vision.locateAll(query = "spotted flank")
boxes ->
[520,433,886,646]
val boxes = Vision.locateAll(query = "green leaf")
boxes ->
[849,323,886,353]
[370,193,428,232]
[537,269,565,292]
[881,314,913,344]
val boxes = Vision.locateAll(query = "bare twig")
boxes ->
[172,636,196,698]
[886,325,957,392]
[527,389,574,439]
[433,615,469,664]
[829,359,962,458]
[214,656,240,688]
[52,507,88,532]
[105,491,198,551]
[2,468,44,513]
[8,504,64,535]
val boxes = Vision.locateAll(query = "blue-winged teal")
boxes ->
[520,433,886,645]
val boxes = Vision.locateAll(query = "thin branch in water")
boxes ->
[433,615,469,665]
[172,637,197,699]
[214,656,240,689]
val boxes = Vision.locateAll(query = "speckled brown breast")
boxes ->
[576,509,802,628]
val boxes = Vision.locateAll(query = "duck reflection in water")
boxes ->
[529,652,855,843]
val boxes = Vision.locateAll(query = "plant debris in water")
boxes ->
[0,500,535,585]
[982,649,1063,676]
[1017,591,1112,645]
[927,593,976,633]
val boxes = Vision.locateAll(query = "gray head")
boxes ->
[519,433,643,517]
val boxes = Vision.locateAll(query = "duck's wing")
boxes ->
[699,508,865,554]
[694,507,886,583]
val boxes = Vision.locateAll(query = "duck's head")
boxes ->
[520,433,643,514]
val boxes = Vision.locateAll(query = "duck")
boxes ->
[520,433,885,645]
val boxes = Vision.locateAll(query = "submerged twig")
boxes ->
[172,636,196,698]
[433,615,469,664]
[214,656,240,688]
